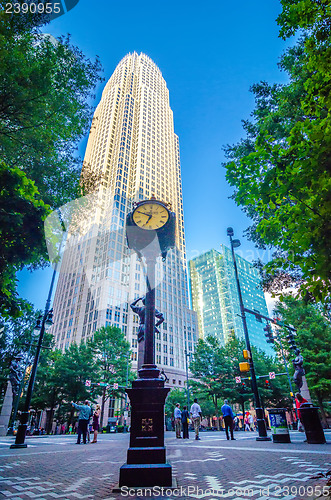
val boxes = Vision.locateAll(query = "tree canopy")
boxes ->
[88,325,132,427]
[0,300,39,404]
[0,10,103,208]
[223,0,331,306]
[17,325,133,431]
[0,3,103,316]
[0,162,50,317]
[189,335,290,425]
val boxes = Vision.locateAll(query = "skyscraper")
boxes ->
[51,53,197,397]
[189,246,274,356]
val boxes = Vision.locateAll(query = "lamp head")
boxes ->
[45,309,54,328]
[227,227,234,237]
[232,239,241,248]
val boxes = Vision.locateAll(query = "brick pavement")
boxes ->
[0,431,330,500]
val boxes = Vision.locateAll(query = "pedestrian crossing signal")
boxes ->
[239,362,250,372]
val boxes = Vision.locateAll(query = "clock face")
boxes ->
[132,202,169,230]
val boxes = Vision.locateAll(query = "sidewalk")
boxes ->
[0,431,330,499]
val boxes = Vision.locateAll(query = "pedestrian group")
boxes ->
[173,398,258,439]
[71,400,101,444]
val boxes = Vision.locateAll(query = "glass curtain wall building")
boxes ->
[51,53,197,394]
[189,246,274,356]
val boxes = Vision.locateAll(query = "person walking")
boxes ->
[174,403,182,438]
[71,400,92,444]
[244,413,250,432]
[221,399,236,441]
[91,404,101,443]
[181,405,190,439]
[295,392,308,431]
[190,398,202,440]
[248,413,255,431]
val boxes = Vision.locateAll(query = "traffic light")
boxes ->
[243,349,251,359]
[286,332,297,350]
[265,379,270,388]
[239,362,250,372]
[264,324,274,343]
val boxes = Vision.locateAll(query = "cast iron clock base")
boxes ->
[119,365,172,487]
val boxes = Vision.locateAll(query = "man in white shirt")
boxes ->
[174,403,182,438]
[190,398,202,440]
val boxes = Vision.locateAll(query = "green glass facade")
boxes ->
[189,246,274,356]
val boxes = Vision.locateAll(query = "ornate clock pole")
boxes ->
[119,198,175,488]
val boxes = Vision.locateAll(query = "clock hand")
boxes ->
[143,214,153,226]
[136,210,151,216]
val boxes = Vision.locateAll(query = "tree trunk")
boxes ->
[46,389,57,434]
[100,386,106,430]
[212,395,220,430]
[316,393,329,428]
[46,406,54,434]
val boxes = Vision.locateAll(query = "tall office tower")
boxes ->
[51,53,197,398]
[189,246,274,356]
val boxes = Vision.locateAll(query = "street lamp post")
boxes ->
[123,353,129,432]
[119,198,175,487]
[184,349,191,410]
[7,320,42,435]
[227,227,271,441]
[11,209,65,448]
[10,297,54,448]
[10,245,62,449]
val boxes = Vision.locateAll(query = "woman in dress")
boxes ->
[91,404,101,443]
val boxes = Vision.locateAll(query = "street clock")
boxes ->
[126,198,176,260]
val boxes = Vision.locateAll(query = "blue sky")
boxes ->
[17,0,293,310]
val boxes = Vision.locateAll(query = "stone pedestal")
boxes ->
[0,382,13,436]
[301,376,312,403]
[119,366,172,487]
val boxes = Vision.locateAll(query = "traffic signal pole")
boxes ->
[228,229,271,441]
[243,307,297,332]
[244,306,298,418]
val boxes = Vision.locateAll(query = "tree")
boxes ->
[53,342,98,425]
[165,388,187,420]
[190,335,291,427]
[88,326,132,429]
[223,1,331,306]
[0,4,103,315]
[252,346,291,409]
[29,344,63,434]
[0,12,103,209]
[275,295,331,426]
[189,336,230,429]
[0,162,50,317]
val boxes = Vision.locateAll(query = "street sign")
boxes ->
[113,383,118,389]
[269,372,276,380]
[85,380,91,387]
[235,376,241,384]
